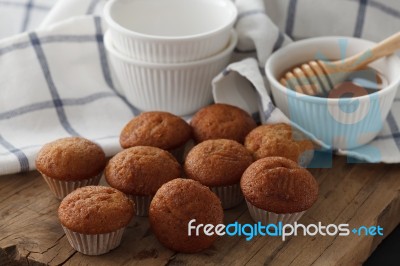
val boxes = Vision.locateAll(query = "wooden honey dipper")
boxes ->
[280,32,400,96]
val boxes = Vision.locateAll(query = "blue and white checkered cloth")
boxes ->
[1,0,400,175]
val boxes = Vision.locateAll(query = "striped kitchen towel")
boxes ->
[0,0,54,39]
[1,0,400,175]
[0,0,139,175]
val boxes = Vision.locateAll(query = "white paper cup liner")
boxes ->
[168,144,187,164]
[245,200,305,225]
[182,139,195,162]
[211,183,243,209]
[292,129,314,167]
[41,173,102,200]
[62,226,125,255]
[128,194,152,216]
[299,149,314,168]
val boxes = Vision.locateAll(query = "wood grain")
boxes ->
[0,156,399,266]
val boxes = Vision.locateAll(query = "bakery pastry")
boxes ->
[119,111,192,162]
[149,178,223,253]
[241,157,318,224]
[35,137,106,199]
[58,186,135,255]
[244,123,314,167]
[184,139,253,209]
[190,103,257,143]
[105,146,181,216]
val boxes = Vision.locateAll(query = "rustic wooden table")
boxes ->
[0,156,399,266]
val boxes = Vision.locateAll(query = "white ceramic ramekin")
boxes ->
[104,0,237,63]
[105,30,237,116]
[266,37,400,150]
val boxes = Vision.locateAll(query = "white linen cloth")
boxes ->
[1,0,400,175]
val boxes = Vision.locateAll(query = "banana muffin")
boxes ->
[184,139,253,209]
[190,103,257,143]
[149,178,223,253]
[119,111,192,161]
[58,186,135,255]
[35,137,106,199]
[241,157,319,225]
[244,123,314,167]
[105,146,181,216]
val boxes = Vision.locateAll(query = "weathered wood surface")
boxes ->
[0,156,399,266]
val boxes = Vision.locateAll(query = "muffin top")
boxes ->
[184,139,253,186]
[35,137,106,181]
[245,123,314,162]
[58,186,135,234]
[120,111,192,150]
[241,157,319,213]
[149,178,223,253]
[105,146,181,196]
[190,103,257,143]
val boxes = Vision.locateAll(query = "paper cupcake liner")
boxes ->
[62,225,125,255]
[41,173,102,200]
[245,200,305,225]
[299,149,314,168]
[210,183,243,209]
[181,139,195,162]
[168,143,188,164]
[169,139,195,163]
[128,194,152,216]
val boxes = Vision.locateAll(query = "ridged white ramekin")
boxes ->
[105,30,237,116]
[104,0,237,63]
[210,183,243,209]
[41,173,102,200]
[246,200,305,225]
[62,226,125,255]
[266,37,400,150]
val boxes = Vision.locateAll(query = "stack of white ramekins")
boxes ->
[104,0,238,116]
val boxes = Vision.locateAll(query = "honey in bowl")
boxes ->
[327,67,386,99]
[280,65,386,99]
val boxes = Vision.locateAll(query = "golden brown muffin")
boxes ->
[149,178,223,253]
[184,139,253,186]
[58,186,135,234]
[190,103,257,143]
[244,123,314,162]
[105,146,181,196]
[241,157,318,214]
[119,111,192,150]
[35,137,106,181]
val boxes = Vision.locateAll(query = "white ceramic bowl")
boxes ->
[104,0,237,63]
[105,30,237,116]
[266,36,400,150]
